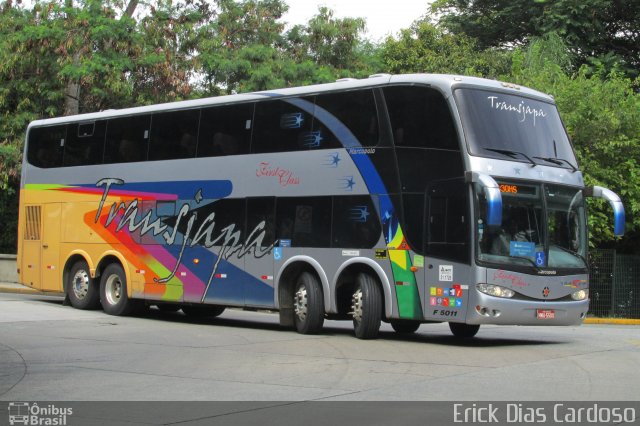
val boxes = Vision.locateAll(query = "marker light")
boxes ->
[571,289,589,301]
[477,283,515,298]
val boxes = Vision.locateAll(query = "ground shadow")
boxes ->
[28,296,569,347]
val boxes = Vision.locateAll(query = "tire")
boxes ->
[390,319,421,334]
[293,272,324,334]
[100,263,141,316]
[352,273,382,339]
[449,322,480,338]
[67,260,100,310]
[182,305,225,317]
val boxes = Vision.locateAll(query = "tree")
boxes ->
[432,0,640,77]
[286,6,370,75]
[379,18,511,77]
[509,39,640,251]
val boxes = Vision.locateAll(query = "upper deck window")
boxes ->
[27,125,65,168]
[314,89,379,147]
[383,85,459,150]
[104,115,151,164]
[63,121,106,166]
[454,88,577,169]
[149,109,200,161]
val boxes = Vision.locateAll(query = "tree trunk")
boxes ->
[63,53,81,116]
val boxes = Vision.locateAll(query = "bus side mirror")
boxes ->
[583,186,626,236]
[465,171,502,226]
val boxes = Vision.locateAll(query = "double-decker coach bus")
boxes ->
[17,74,625,339]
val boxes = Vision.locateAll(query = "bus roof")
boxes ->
[27,74,554,128]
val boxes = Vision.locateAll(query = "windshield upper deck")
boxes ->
[454,88,578,169]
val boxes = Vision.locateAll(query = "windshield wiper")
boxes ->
[533,156,578,172]
[484,148,538,167]
[509,255,541,271]
[553,245,587,265]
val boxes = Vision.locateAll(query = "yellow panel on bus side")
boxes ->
[41,203,62,292]
[21,240,41,289]
[21,204,42,289]
[62,202,118,244]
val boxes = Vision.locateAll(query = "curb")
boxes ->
[0,283,42,295]
[584,318,640,326]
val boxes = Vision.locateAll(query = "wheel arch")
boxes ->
[62,251,94,295]
[274,256,330,327]
[333,258,392,319]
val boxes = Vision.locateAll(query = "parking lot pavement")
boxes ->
[1,292,639,402]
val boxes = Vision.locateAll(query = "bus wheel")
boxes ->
[182,305,225,317]
[351,273,382,339]
[293,272,324,334]
[67,260,100,310]
[449,322,480,338]
[100,263,141,316]
[390,320,420,334]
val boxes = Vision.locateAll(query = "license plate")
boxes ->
[536,309,555,319]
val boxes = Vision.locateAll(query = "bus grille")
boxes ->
[24,206,41,240]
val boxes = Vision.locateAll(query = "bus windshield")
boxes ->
[477,181,587,270]
[455,88,578,169]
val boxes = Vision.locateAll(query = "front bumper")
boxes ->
[466,292,589,326]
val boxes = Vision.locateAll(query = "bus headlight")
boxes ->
[571,289,589,301]
[477,283,515,298]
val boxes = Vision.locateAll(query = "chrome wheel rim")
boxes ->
[294,285,308,321]
[105,274,123,306]
[72,270,90,300]
[351,288,363,323]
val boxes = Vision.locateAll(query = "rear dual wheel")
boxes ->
[100,263,142,316]
[351,273,382,339]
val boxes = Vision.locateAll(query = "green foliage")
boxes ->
[286,7,368,73]
[379,18,512,77]
[0,0,638,253]
[510,39,640,250]
[433,0,640,78]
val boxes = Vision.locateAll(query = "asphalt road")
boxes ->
[1,292,639,402]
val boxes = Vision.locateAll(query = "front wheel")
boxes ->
[449,322,480,338]
[100,263,141,316]
[293,272,324,334]
[352,273,382,339]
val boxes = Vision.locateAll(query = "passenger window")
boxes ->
[383,86,459,150]
[314,89,379,147]
[246,198,276,248]
[104,115,150,164]
[64,121,106,166]
[276,197,332,247]
[252,100,314,153]
[426,178,469,263]
[149,109,200,161]
[197,103,253,157]
[332,195,381,248]
[27,125,65,168]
